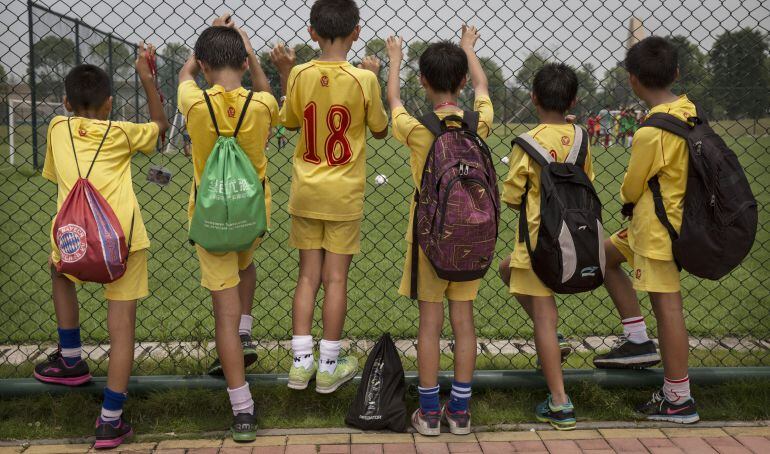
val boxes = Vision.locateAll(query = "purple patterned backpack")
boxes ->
[410,111,500,298]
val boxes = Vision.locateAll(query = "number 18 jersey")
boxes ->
[280,60,388,221]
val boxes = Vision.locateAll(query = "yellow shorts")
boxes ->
[508,264,553,297]
[398,242,480,303]
[289,216,361,255]
[610,229,680,293]
[53,248,149,301]
[196,239,261,291]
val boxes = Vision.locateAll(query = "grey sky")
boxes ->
[2,0,769,83]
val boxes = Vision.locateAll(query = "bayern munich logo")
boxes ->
[57,224,87,263]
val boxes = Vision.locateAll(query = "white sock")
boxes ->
[291,335,314,369]
[100,407,122,422]
[227,383,254,416]
[318,339,341,374]
[239,314,253,337]
[663,376,691,405]
[60,346,82,360]
[622,316,650,344]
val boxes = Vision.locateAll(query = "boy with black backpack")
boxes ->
[385,26,498,436]
[34,45,169,448]
[178,14,278,441]
[499,63,602,431]
[596,37,755,424]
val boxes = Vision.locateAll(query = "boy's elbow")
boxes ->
[371,127,388,140]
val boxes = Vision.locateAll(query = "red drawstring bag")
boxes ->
[53,118,133,283]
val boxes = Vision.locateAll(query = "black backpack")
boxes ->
[639,111,757,280]
[513,125,606,294]
[345,333,407,432]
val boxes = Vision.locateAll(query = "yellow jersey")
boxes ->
[502,123,595,268]
[280,60,389,221]
[622,95,694,260]
[178,80,278,220]
[391,96,494,242]
[42,116,159,253]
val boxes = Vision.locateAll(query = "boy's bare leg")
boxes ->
[650,292,688,380]
[212,287,246,389]
[603,238,643,320]
[417,301,444,388]
[105,299,137,393]
[448,300,476,383]
[524,295,568,405]
[320,252,353,341]
[51,265,79,329]
[499,257,535,319]
[292,249,324,335]
[238,263,256,318]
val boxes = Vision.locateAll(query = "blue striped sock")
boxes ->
[418,384,440,413]
[100,387,127,426]
[57,327,81,366]
[448,380,472,413]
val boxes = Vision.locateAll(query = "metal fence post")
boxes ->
[27,0,38,170]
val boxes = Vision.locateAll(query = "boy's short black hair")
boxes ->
[310,0,360,42]
[194,26,248,70]
[532,63,578,113]
[419,42,468,94]
[625,36,678,89]
[64,64,111,110]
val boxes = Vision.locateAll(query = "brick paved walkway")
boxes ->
[2,426,769,453]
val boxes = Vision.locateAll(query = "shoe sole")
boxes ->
[647,414,700,424]
[232,431,258,442]
[315,369,356,394]
[444,416,471,435]
[208,351,259,377]
[93,428,133,449]
[536,415,576,431]
[593,353,661,369]
[287,378,313,390]
[33,372,92,386]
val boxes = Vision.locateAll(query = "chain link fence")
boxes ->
[0,0,768,379]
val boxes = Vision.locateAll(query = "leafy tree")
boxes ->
[515,51,548,90]
[708,28,770,119]
[294,43,319,64]
[402,40,430,115]
[31,36,76,98]
[668,35,711,114]
[89,40,132,77]
[598,64,633,110]
[575,63,599,116]
[157,42,190,106]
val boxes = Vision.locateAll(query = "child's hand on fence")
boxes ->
[135,41,156,81]
[270,43,296,77]
[386,36,403,63]
[460,24,480,51]
[358,55,380,74]
[212,13,233,27]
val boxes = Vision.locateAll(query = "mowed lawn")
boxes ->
[0,121,768,347]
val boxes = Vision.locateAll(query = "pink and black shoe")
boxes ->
[94,417,133,449]
[33,349,92,386]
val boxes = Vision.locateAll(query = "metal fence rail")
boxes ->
[0,0,768,378]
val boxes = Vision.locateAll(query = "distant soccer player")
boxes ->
[34,44,169,448]
[271,0,388,394]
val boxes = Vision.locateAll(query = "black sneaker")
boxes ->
[636,389,700,424]
[231,412,258,442]
[593,336,660,369]
[33,349,92,386]
[94,416,133,449]
[208,335,259,376]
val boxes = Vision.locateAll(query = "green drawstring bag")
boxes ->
[189,90,266,252]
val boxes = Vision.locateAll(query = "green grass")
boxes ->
[0,122,768,370]
[1,379,769,440]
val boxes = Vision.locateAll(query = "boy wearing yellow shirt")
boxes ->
[178,14,277,441]
[34,45,169,448]
[270,0,388,394]
[595,36,699,424]
[499,63,591,431]
[385,25,491,436]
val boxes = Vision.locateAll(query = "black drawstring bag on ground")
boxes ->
[345,333,407,432]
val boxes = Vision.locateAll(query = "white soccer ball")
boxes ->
[375,174,388,185]
[501,156,510,165]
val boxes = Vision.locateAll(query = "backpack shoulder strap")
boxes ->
[66,117,82,178]
[566,125,589,167]
[233,91,254,138]
[512,133,553,168]
[418,112,443,137]
[202,89,221,136]
[85,120,112,179]
[647,175,680,244]
[462,110,480,133]
[640,112,692,138]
